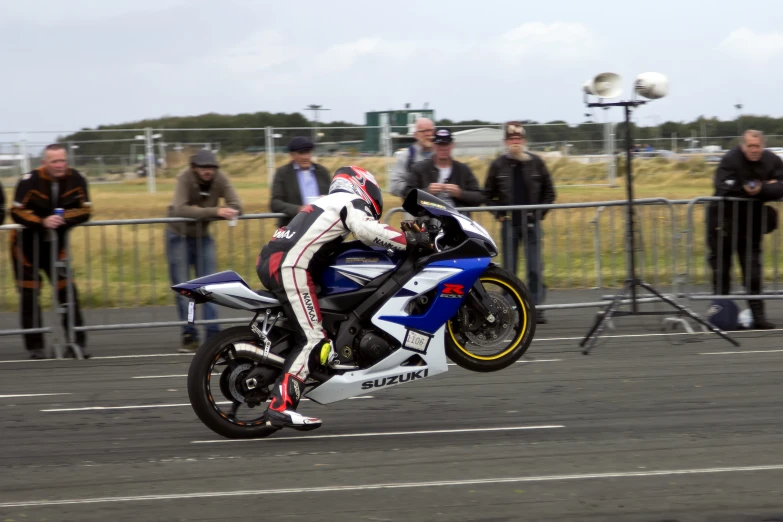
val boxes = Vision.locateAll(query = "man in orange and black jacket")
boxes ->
[10,143,92,359]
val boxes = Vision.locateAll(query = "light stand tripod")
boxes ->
[579,99,739,354]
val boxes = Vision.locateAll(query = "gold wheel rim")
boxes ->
[447,277,529,361]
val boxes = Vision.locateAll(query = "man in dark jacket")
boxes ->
[484,122,556,323]
[270,137,331,227]
[707,130,783,329]
[10,144,92,359]
[402,128,483,211]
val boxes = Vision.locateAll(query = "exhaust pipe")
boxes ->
[232,342,286,368]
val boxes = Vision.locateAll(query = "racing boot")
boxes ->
[264,373,322,431]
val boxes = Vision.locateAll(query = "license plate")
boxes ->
[187,300,196,324]
[404,329,431,354]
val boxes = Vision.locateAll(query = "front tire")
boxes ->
[445,266,536,372]
[187,326,282,439]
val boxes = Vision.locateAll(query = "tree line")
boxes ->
[59,111,783,158]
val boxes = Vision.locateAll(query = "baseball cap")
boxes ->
[504,121,526,139]
[190,150,219,168]
[432,128,453,145]
[288,136,315,152]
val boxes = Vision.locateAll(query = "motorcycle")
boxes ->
[172,189,536,439]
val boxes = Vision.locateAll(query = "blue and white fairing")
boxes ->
[307,190,497,404]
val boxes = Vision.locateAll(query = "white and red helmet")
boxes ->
[329,166,384,219]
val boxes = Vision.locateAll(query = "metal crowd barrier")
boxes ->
[3,195,782,354]
[61,213,287,337]
[387,198,681,311]
[0,225,75,358]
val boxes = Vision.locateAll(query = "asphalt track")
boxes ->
[2,294,783,521]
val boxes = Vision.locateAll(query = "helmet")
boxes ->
[329,166,383,219]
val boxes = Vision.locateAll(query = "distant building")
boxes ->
[0,153,24,171]
[364,107,436,154]
[451,127,505,157]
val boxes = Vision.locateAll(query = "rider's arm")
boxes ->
[341,200,407,251]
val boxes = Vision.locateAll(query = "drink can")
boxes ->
[54,208,64,217]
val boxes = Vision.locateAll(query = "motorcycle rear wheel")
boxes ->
[445,266,536,372]
[187,326,283,439]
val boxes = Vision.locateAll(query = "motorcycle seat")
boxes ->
[253,289,281,304]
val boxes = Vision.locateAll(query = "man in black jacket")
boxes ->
[484,122,556,323]
[10,144,92,358]
[402,128,483,211]
[270,137,331,227]
[707,130,783,329]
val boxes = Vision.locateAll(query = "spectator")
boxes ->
[484,122,556,324]
[403,128,483,212]
[390,118,435,198]
[167,150,242,353]
[0,178,5,224]
[270,137,331,227]
[707,130,783,329]
[10,143,92,359]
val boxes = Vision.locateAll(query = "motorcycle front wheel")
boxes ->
[445,266,536,372]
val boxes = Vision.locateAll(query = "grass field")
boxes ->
[1,154,778,312]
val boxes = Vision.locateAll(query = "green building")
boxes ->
[363,107,436,154]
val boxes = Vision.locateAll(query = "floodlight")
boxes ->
[582,72,623,99]
[635,72,669,100]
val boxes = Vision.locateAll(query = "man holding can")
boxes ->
[10,143,92,359]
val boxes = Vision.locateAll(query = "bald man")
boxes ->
[390,118,435,198]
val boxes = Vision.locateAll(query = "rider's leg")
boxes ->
[264,265,330,430]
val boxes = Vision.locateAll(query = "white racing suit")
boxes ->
[256,192,407,428]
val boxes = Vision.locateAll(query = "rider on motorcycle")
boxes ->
[256,166,415,430]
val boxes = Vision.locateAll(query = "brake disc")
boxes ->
[463,294,516,347]
[220,362,253,404]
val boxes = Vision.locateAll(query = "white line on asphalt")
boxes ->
[40,396,374,413]
[699,349,783,355]
[130,359,564,380]
[0,353,190,364]
[3,463,783,508]
[192,425,565,444]
[0,393,72,399]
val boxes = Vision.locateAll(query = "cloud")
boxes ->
[212,21,603,92]
[718,27,783,65]
[496,21,604,61]
[317,38,382,72]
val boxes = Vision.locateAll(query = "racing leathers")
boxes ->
[256,192,407,429]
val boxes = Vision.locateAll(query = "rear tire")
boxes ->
[187,326,282,439]
[445,266,536,372]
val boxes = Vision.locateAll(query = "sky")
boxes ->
[2,0,782,136]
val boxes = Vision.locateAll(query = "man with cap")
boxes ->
[403,128,483,211]
[270,136,331,227]
[484,122,556,324]
[167,149,243,352]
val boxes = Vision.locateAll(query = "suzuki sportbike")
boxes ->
[172,190,536,439]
